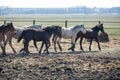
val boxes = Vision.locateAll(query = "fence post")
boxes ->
[33,20,35,25]
[4,20,6,24]
[65,20,67,28]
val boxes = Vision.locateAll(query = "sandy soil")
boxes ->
[0,38,120,80]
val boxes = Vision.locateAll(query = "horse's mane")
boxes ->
[0,25,4,32]
[93,23,103,29]
[72,24,84,31]
[0,23,11,32]
[92,23,104,31]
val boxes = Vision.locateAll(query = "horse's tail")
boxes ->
[17,30,26,43]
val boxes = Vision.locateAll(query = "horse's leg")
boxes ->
[68,42,75,51]
[24,40,30,55]
[75,35,79,43]
[1,46,5,56]
[47,40,51,49]
[9,37,17,53]
[20,48,24,52]
[52,34,56,43]
[2,35,8,56]
[39,41,44,55]
[19,40,25,53]
[95,37,101,50]
[89,38,93,51]
[80,37,84,51]
[53,35,57,52]
[3,42,7,55]
[54,41,57,52]
[68,35,76,51]
[57,38,62,51]
[45,41,49,54]
[43,40,51,52]
[0,41,6,56]
[33,40,39,52]
[1,45,6,56]
[70,35,80,51]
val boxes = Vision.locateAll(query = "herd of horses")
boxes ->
[0,21,105,56]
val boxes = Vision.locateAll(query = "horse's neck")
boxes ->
[73,28,83,33]
[0,28,10,35]
[13,28,24,39]
[93,29,99,34]
[45,30,53,37]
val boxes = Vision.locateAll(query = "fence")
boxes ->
[1,20,120,29]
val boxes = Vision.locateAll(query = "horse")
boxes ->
[17,25,62,55]
[75,23,105,51]
[5,25,41,53]
[52,24,86,52]
[0,23,16,56]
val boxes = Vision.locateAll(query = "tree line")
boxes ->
[0,6,120,15]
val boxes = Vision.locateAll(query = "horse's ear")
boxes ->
[99,21,101,24]
[11,21,13,24]
[101,23,103,27]
[9,21,13,25]
[9,23,13,27]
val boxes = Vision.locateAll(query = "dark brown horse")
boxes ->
[0,23,16,56]
[75,23,105,51]
[17,25,62,55]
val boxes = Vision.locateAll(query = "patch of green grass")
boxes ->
[0,14,120,38]
[105,28,120,39]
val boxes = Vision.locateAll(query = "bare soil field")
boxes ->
[0,38,120,80]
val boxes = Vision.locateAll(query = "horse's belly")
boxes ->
[62,34,72,39]
[62,32,72,39]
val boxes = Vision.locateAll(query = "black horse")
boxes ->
[75,23,104,51]
[17,25,62,55]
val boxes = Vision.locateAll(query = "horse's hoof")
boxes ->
[68,48,71,50]
[55,49,57,52]
[1,53,7,56]
[13,51,17,53]
[71,49,75,52]
[43,50,47,52]
[26,53,29,56]
[81,49,84,51]
[60,49,62,52]
[39,53,41,55]
[47,52,50,54]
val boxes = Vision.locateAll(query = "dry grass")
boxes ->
[0,37,120,80]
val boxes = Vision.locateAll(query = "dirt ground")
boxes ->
[0,38,120,80]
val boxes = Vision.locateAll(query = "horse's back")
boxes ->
[24,29,48,41]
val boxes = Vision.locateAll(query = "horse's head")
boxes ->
[92,23,104,33]
[3,23,16,32]
[44,25,62,37]
[99,23,104,33]
[51,25,62,38]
